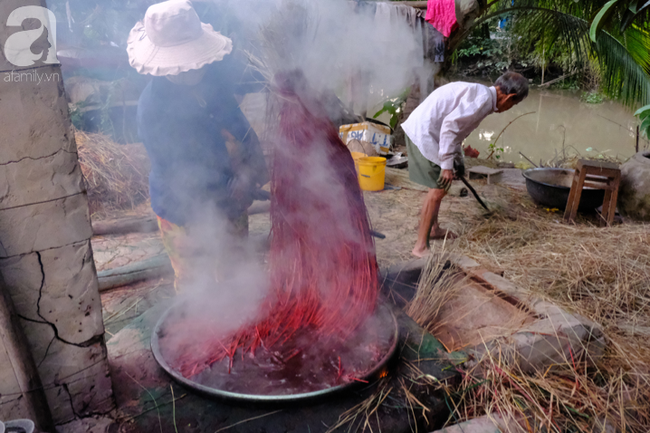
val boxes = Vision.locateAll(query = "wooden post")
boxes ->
[637,125,640,153]
[0,277,54,432]
[541,40,545,86]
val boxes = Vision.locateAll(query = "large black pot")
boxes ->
[151,300,399,404]
[522,168,605,211]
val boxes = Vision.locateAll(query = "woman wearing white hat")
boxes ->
[127,0,268,291]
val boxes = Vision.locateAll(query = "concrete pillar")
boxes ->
[0,0,114,427]
[0,276,53,431]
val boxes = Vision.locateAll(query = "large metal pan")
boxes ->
[151,301,399,404]
[522,168,605,211]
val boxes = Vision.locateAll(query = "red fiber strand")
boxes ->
[171,70,379,378]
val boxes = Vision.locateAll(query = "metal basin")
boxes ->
[522,168,605,211]
[151,301,398,404]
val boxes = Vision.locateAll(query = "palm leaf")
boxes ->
[621,0,650,31]
[624,25,650,75]
[449,0,650,111]
[489,0,607,18]
[509,8,592,69]
[465,5,593,69]
[590,0,621,42]
[596,30,650,107]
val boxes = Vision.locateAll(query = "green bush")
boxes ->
[636,104,650,139]
[581,91,605,104]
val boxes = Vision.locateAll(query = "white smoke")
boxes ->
[227,0,426,113]
[135,0,430,378]
[168,0,428,318]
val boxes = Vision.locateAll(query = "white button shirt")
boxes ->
[401,82,498,170]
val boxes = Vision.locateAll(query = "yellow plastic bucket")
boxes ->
[355,156,387,191]
[350,152,366,176]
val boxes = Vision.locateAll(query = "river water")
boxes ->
[241,86,649,165]
[463,87,649,166]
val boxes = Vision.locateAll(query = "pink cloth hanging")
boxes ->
[425,0,458,38]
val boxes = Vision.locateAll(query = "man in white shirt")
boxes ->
[401,72,529,257]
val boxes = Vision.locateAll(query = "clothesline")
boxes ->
[396,1,429,8]
[354,0,446,63]
[351,0,428,8]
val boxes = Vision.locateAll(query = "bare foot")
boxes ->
[411,245,430,258]
[430,227,458,240]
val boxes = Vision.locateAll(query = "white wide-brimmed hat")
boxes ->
[127,0,233,76]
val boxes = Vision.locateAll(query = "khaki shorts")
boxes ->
[405,135,443,190]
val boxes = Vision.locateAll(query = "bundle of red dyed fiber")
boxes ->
[173,70,379,377]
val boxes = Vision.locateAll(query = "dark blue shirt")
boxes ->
[137,59,266,226]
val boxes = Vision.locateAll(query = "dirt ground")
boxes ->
[364,165,528,268]
[93,166,513,270]
[92,161,650,431]
[247,186,449,268]
[96,164,527,340]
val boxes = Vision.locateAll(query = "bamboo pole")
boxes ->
[537,71,578,88]
[92,216,158,237]
[541,41,545,85]
[396,1,428,8]
[0,277,54,431]
[92,203,270,237]
[97,254,173,292]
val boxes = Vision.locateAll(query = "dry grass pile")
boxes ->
[328,186,649,431]
[457,200,650,339]
[405,251,474,340]
[442,343,650,432]
[76,129,150,216]
[422,190,650,432]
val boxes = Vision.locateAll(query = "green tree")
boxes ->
[443,0,650,135]
[590,0,650,137]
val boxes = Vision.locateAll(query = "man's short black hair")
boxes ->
[495,71,529,103]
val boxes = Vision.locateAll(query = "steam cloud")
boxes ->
[180,0,428,305]
[137,0,431,373]
[229,0,426,113]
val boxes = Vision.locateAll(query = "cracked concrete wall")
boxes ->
[0,332,31,419]
[0,0,114,425]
